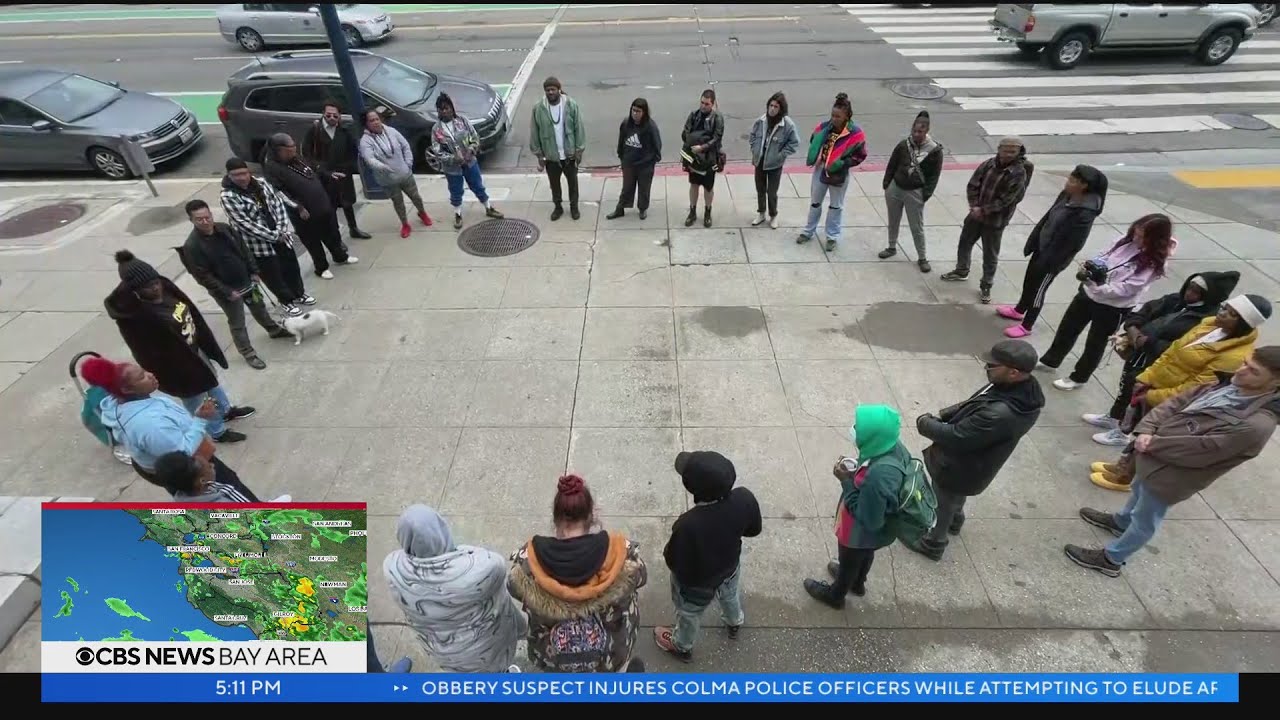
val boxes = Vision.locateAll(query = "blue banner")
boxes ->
[42,673,1239,703]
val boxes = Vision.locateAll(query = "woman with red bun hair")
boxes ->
[507,474,647,673]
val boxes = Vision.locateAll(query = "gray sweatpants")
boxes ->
[213,292,279,359]
[884,180,927,260]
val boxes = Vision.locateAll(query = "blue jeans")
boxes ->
[446,160,489,209]
[1105,478,1169,564]
[181,383,231,439]
[670,565,745,652]
[802,166,850,243]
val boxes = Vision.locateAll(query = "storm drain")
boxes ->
[0,202,87,242]
[1212,113,1272,131]
[890,81,947,101]
[457,218,540,257]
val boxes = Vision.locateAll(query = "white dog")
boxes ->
[280,310,339,346]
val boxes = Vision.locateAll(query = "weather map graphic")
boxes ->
[41,503,369,644]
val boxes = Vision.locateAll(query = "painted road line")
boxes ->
[1256,115,1280,128]
[978,117,1233,137]
[193,56,253,61]
[1225,53,1280,64]
[504,6,565,124]
[897,47,1014,57]
[955,91,1280,110]
[0,5,677,24]
[841,5,991,15]
[917,56,1280,71]
[885,35,997,45]
[1247,41,1280,49]
[869,24,993,34]
[1173,168,1280,189]
[0,60,23,65]
[848,14,998,24]
[933,70,1280,89]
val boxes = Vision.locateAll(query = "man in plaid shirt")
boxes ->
[219,157,314,317]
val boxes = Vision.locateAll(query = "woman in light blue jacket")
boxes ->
[747,92,799,230]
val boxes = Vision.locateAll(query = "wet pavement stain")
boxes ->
[693,306,766,338]
[125,204,188,236]
[859,301,1003,356]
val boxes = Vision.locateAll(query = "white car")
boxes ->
[216,4,394,53]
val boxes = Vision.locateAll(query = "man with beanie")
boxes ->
[907,340,1045,561]
[879,110,943,273]
[105,250,254,444]
[178,199,292,370]
[263,132,358,280]
[940,137,1034,304]
[219,156,314,317]
[653,450,762,663]
[529,76,586,222]
[1067,345,1280,577]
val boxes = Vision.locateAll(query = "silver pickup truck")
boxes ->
[990,3,1262,69]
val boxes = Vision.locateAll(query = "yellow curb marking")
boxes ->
[1173,168,1280,189]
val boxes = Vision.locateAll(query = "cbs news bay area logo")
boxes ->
[51,640,367,673]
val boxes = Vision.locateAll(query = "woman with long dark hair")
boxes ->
[747,91,799,229]
[607,98,662,220]
[1039,213,1177,391]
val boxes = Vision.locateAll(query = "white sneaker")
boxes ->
[1082,413,1118,430]
[751,213,766,226]
[271,494,293,502]
[1053,378,1084,391]
[282,303,304,317]
[507,664,522,673]
[319,270,335,280]
[769,215,779,229]
[341,256,359,264]
[112,447,133,465]
[1092,428,1131,447]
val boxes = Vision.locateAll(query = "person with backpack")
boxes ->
[804,404,912,609]
[681,88,726,228]
[507,474,647,672]
[906,340,1045,561]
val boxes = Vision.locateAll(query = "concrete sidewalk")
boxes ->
[1,167,1278,673]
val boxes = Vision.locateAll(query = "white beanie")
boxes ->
[1225,294,1272,330]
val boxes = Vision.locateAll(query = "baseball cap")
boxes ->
[980,339,1038,373]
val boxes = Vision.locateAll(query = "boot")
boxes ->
[703,206,713,228]
[684,206,697,227]
[606,206,625,220]
[550,204,564,221]
[803,578,845,609]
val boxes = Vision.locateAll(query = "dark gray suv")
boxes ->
[217,49,508,167]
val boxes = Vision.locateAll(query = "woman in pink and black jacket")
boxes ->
[1038,213,1177,391]
[797,93,867,252]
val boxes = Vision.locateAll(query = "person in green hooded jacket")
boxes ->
[804,404,908,609]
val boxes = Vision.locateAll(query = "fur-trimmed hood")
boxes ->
[507,531,646,622]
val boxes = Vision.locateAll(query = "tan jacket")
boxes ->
[1134,381,1280,505]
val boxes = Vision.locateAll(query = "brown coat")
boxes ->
[1134,380,1280,506]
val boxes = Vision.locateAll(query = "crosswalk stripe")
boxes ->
[956,91,1280,110]
[977,116,1233,136]
[842,6,992,15]
[934,70,1280,89]
[885,35,996,44]
[1224,53,1280,64]
[917,56,1280,71]
[1255,115,1280,128]
[899,43,1280,56]
[850,14,996,24]
[870,24,993,34]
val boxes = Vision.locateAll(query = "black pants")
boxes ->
[754,165,783,217]
[295,210,349,275]
[1013,256,1060,330]
[331,174,361,233]
[545,158,579,208]
[1108,350,1153,421]
[256,248,306,306]
[131,455,260,501]
[832,545,875,594]
[618,163,655,211]
[923,486,968,549]
[1041,287,1129,383]
[955,217,1005,289]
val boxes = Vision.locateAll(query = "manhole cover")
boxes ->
[457,218,540,257]
[1212,113,1271,131]
[890,81,947,101]
[0,202,87,240]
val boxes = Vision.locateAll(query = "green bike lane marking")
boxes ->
[0,5,608,24]
[162,84,512,124]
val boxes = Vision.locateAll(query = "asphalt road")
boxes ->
[2,3,1279,181]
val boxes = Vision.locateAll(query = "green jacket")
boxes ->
[529,95,586,161]
[839,442,908,550]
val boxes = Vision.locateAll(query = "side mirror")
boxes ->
[31,120,52,132]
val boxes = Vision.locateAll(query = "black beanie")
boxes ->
[225,157,248,172]
[115,250,160,291]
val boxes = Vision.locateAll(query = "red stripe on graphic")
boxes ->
[41,502,368,511]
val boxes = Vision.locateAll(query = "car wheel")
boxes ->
[1257,4,1276,27]
[1046,31,1090,70]
[1016,42,1043,58]
[88,146,131,180]
[342,25,363,48]
[1197,27,1242,66]
[236,27,264,52]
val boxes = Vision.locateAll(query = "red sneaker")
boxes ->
[418,210,433,227]
[400,223,411,239]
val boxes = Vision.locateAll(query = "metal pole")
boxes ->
[318,4,386,200]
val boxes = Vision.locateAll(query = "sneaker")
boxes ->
[400,223,412,239]
[769,215,778,229]
[418,210,433,227]
[940,270,969,282]
[653,627,692,663]
[281,303,303,317]
[796,233,811,244]
[726,624,741,640]
[824,238,836,252]
[1064,544,1122,577]
[1092,427,1132,447]
[751,212,766,226]
[1091,470,1133,492]
[1003,324,1032,339]
[507,664,522,673]
[112,447,133,465]
[878,246,898,259]
[245,355,266,370]
[550,205,564,221]
[453,213,463,230]
[268,327,293,340]
[1079,507,1125,537]
[225,406,256,422]
[485,206,504,219]
[214,429,247,444]
[978,286,991,304]
[1082,413,1119,430]
[350,228,372,239]
[802,578,845,609]
[298,295,317,306]
[606,207,624,220]
[319,269,335,280]
[918,259,931,273]
[903,538,944,562]
[339,256,359,265]
[1053,378,1085,391]
[995,304,1025,321]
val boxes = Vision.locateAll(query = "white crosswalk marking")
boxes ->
[845,4,1280,140]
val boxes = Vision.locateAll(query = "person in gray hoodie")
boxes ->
[997,164,1109,338]
[878,111,943,272]
[358,108,432,239]
[746,92,799,230]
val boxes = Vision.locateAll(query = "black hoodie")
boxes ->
[918,376,1046,497]
[1023,165,1109,274]
[663,451,763,597]
[104,277,228,398]
[1123,270,1240,363]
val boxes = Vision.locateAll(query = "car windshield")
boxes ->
[24,74,124,122]
[364,58,437,107]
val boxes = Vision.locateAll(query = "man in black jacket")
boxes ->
[105,250,254,443]
[178,199,292,370]
[909,340,1045,561]
[302,100,371,240]
[263,132,358,279]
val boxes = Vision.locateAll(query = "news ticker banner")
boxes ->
[40,502,370,674]
[41,673,1240,703]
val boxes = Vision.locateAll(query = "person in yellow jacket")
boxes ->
[1091,293,1271,490]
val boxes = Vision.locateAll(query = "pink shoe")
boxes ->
[995,305,1025,321]
[1003,324,1032,339]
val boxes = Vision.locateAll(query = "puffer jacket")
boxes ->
[1137,316,1258,406]
[805,118,867,187]
[1122,270,1240,364]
